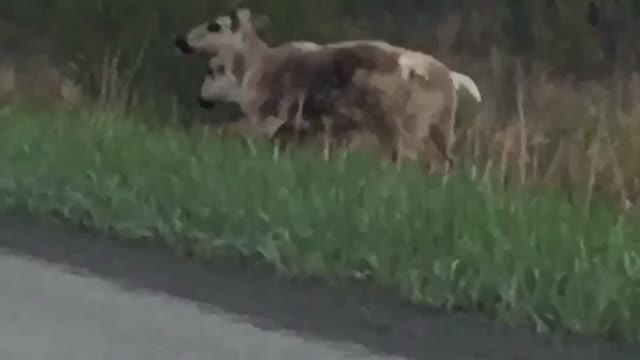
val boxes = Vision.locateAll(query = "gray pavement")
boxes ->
[0,251,403,360]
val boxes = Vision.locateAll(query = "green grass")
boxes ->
[1,107,640,344]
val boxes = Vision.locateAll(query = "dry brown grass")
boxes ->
[438,48,640,212]
[0,19,83,107]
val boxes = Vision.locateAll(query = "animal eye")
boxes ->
[207,22,221,32]
[206,68,214,76]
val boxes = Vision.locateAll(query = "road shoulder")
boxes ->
[0,213,637,360]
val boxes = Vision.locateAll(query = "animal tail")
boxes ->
[450,71,481,102]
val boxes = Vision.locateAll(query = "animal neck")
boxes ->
[228,86,244,103]
[238,25,268,70]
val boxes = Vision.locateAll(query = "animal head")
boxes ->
[174,8,272,64]
[174,16,240,56]
[197,59,242,109]
[228,7,270,30]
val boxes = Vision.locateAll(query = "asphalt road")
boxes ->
[0,214,638,360]
[0,251,402,360]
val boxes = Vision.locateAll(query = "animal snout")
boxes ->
[197,96,216,109]
[174,35,193,54]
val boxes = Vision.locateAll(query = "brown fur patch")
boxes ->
[243,44,403,153]
[242,34,457,167]
[231,53,245,81]
[336,54,457,167]
[254,44,400,125]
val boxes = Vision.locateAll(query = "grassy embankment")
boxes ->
[0,106,639,344]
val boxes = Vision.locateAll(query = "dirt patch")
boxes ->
[0,213,637,360]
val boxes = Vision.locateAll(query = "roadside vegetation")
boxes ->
[1,106,639,344]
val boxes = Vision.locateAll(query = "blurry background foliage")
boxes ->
[1,0,639,124]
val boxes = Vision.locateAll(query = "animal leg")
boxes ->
[427,124,455,168]
[293,93,307,144]
[321,115,340,161]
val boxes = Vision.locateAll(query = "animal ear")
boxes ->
[235,8,252,25]
[228,8,241,31]
[226,0,246,12]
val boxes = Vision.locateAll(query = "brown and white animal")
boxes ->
[175,13,481,166]
[174,15,481,109]
[178,8,464,167]
[196,54,482,160]
[231,9,457,166]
